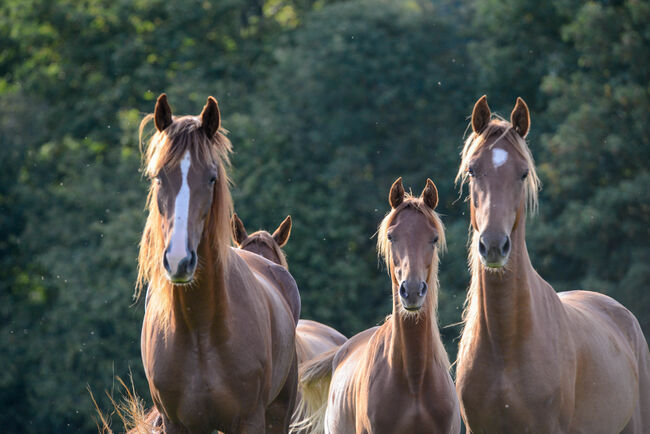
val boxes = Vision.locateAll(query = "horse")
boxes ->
[137,94,301,433]
[230,213,347,434]
[230,213,348,363]
[294,178,461,434]
[455,95,650,433]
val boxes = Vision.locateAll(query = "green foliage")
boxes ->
[0,0,647,431]
[232,0,471,335]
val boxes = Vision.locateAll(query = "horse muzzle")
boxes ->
[478,231,510,268]
[163,249,197,284]
[399,280,428,311]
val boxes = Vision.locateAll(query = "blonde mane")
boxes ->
[239,231,289,270]
[456,117,540,360]
[376,194,449,367]
[135,114,233,329]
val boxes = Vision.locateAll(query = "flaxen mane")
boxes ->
[135,114,233,329]
[376,194,448,367]
[455,117,540,360]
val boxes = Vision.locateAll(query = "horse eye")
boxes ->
[431,236,439,245]
[387,233,393,242]
[521,169,529,180]
[153,175,161,185]
[468,166,475,177]
[209,175,217,185]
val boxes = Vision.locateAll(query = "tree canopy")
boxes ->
[0,0,647,431]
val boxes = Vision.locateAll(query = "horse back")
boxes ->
[296,319,347,364]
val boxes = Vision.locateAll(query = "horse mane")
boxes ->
[455,117,541,361]
[240,231,289,270]
[135,114,233,329]
[376,194,449,368]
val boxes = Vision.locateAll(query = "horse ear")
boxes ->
[272,215,292,247]
[510,97,530,138]
[154,93,173,132]
[471,95,491,134]
[231,213,248,246]
[389,177,405,209]
[421,178,438,210]
[200,96,221,137]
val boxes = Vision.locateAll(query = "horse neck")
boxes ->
[171,235,229,335]
[473,212,541,354]
[388,277,446,392]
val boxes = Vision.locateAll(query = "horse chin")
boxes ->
[400,300,424,312]
[481,256,509,271]
[168,275,194,285]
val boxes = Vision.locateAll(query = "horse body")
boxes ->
[143,248,299,433]
[138,95,300,433]
[298,180,460,434]
[457,219,645,433]
[325,319,459,434]
[456,96,649,433]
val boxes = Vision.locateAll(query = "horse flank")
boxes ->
[455,117,540,361]
[135,114,234,330]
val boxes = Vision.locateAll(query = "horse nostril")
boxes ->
[399,282,408,298]
[501,236,511,256]
[163,251,171,273]
[419,281,428,297]
[478,236,487,258]
[189,250,197,268]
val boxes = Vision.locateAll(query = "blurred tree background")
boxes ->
[0,0,647,431]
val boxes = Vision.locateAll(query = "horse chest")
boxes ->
[146,334,266,429]
[365,370,458,434]
[458,358,566,432]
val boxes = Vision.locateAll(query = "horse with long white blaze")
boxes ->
[137,94,301,433]
[455,95,650,433]
[230,213,348,364]
[295,178,460,434]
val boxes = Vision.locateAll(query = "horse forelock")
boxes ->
[136,114,234,330]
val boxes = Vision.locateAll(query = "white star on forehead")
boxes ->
[492,148,508,169]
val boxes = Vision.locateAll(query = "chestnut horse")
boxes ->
[455,96,650,433]
[137,94,300,433]
[231,214,347,434]
[294,178,460,433]
[230,213,347,363]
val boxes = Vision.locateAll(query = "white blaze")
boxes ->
[167,151,192,274]
[492,148,508,169]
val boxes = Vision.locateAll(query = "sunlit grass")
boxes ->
[88,374,156,434]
